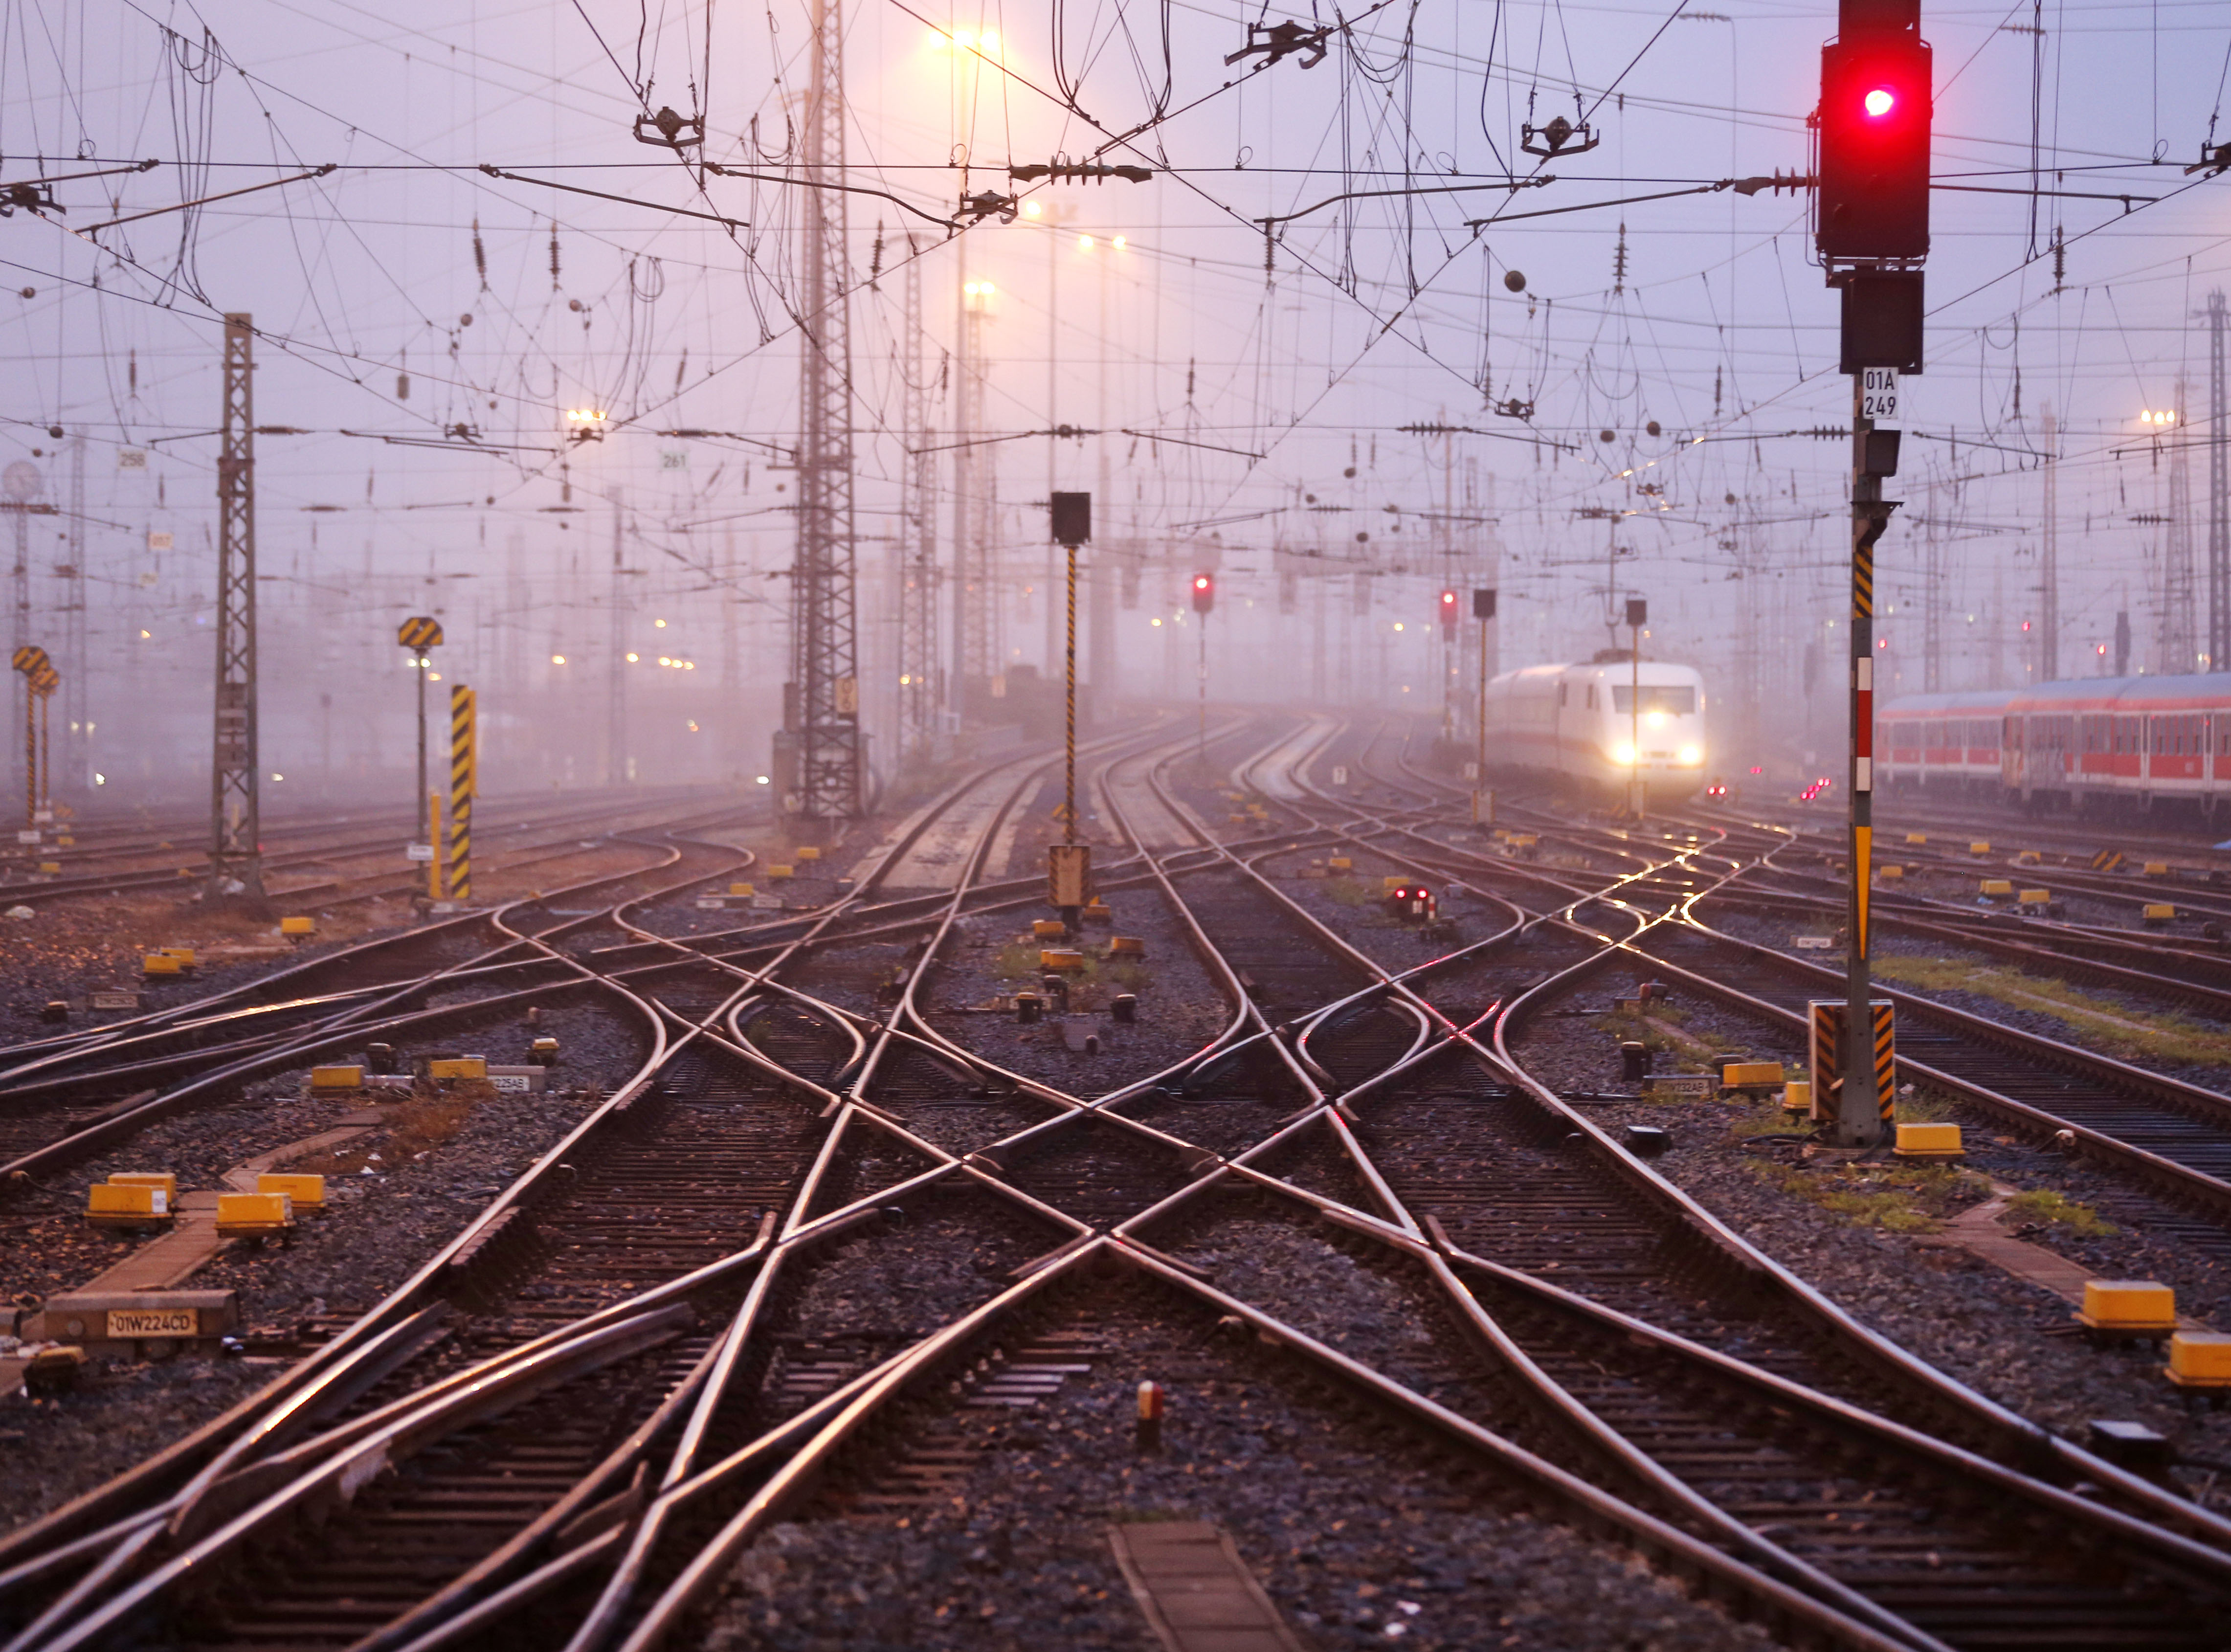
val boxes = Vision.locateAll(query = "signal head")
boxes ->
[1862,86,1895,118]
[1191,572,1215,614]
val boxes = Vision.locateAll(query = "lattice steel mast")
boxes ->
[208,314,266,906]
[898,236,940,756]
[2209,291,2229,671]
[779,0,863,818]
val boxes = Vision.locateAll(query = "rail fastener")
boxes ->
[1893,1121,1964,1160]
[2077,1279,2179,1342]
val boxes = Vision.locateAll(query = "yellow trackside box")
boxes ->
[2018,888,2052,906]
[1327,857,1352,871]
[158,947,196,965]
[108,1172,177,1203]
[279,916,315,937]
[142,954,185,978]
[1979,879,2014,897]
[256,1173,325,1211]
[37,861,60,875]
[795,846,821,862]
[1039,949,1086,972]
[1110,936,1147,957]
[1722,1062,1784,1090]
[1782,1080,1813,1116]
[2015,850,2043,866]
[2143,904,2176,924]
[427,1056,488,1081]
[1382,876,1407,893]
[1969,841,1991,855]
[729,882,756,897]
[1905,833,1927,846]
[311,1064,364,1091]
[1032,919,1068,940]
[2144,861,2171,876]
[86,1182,170,1228]
[215,1192,293,1239]
[767,864,794,880]
[1876,864,1904,880]
[2166,1332,2231,1387]
[2081,1279,2176,1332]
[1894,1122,1963,1159]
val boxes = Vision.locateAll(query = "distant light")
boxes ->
[755,774,770,784]
[1678,745,1701,765]
[552,653,566,665]
[654,618,667,628]
[1862,87,1895,118]
[687,720,700,732]
[659,656,671,666]
[271,773,283,781]
[1151,617,1162,626]
[139,629,150,639]
[1023,201,1041,219]
[1392,622,1405,632]
[626,651,640,662]
[1612,740,1636,765]
[1079,234,1093,250]
[2143,410,2178,426]
[564,408,608,424]
[93,773,104,785]
[428,672,441,681]
[900,673,913,685]
[1113,235,1126,248]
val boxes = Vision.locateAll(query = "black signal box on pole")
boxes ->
[1472,588,1496,622]
[1625,598,1648,629]
[1840,271,1925,373]
[1816,0,1932,266]
[1050,491,1092,546]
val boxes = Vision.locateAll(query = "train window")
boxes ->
[1557,683,1567,707]
[1586,685,1597,710]
[1610,686,1697,715]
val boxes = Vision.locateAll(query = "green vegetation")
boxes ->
[1872,954,2231,1068]
[1893,1087,1956,1124]
[2005,1187,2117,1238]
[1322,875,1373,908]
[991,939,1154,1010]
[1744,1157,1986,1233]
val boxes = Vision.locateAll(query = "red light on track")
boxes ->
[1863,87,1895,117]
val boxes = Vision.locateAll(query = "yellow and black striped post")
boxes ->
[448,684,475,901]
[1810,998,1897,1129]
[1871,1000,1897,1128]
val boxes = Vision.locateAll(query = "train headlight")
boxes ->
[1678,745,1702,765]
[1611,741,1636,766]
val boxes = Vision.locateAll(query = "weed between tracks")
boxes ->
[2004,1187,2118,1237]
[291,1081,489,1177]
[1871,954,2231,1068]
[992,940,1153,1011]
[1741,1157,1987,1233]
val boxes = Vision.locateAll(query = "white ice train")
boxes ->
[1482,652,1711,801]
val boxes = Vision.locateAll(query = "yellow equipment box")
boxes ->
[108,1172,177,1203]
[2017,888,2052,906]
[1721,1062,1784,1090]
[1039,949,1086,972]
[2014,850,2042,866]
[1979,879,2014,897]
[1893,1122,1963,1159]
[1327,856,1352,871]
[1968,841,1991,855]
[2080,1279,2176,1332]
[279,915,316,937]
[2144,861,2171,876]
[1031,918,1068,939]
[37,861,59,875]
[1110,935,1147,957]
[1782,1080,1814,1116]
[2166,1331,2231,1387]
[311,1065,364,1091]
[142,954,186,978]
[1382,876,1407,893]
[729,882,756,896]
[1081,899,1112,923]
[795,845,821,861]
[215,1192,293,1239]
[767,864,793,880]
[427,1056,488,1081]
[2143,903,2177,924]
[256,1173,325,1212]
[86,1182,171,1228]
[1876,864,1903,879]
[1904,832,1927,846]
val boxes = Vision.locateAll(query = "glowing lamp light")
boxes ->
[564,408,608,424]
[1612,741,1637,766]
[1079,234,1093,249]
[755,774,770,784]
[1678,745,1702,765]
[1023,201,1041,219]
[551,653,566,665]
[1113,235,1126,248]
[1863,87,1896,117]
[626,651,640,662]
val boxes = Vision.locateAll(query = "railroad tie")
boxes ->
[1109,1520,1309,1652]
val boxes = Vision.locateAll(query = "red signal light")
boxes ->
[1862,86,1895,117]
[1191,573,1215,615]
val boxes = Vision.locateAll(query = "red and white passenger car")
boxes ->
[1879,674,2231,812]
